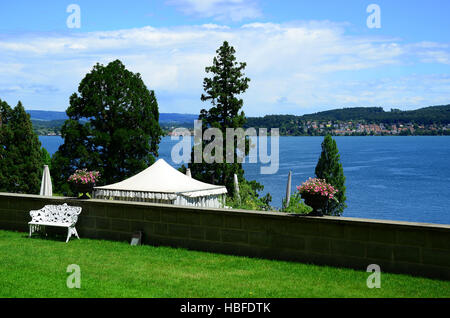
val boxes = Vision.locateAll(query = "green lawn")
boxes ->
[0,229,448,298]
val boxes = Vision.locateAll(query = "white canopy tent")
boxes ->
[93,159,227,208]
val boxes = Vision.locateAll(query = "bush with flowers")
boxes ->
[68,169,100,185]
[297,178,338,215]
[297,177,338,200]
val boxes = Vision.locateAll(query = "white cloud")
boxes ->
[201,23,231,29]
[166,0,262,21]
[0,22,449,114]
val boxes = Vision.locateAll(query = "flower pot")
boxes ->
[74,183,94,199]
[301,193,327,216]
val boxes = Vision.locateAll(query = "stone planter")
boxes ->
[74,183,95,199]
[301,193,327,216]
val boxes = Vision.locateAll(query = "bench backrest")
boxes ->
[30,203,82,225]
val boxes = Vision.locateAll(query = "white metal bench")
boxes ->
[28,203,82,243]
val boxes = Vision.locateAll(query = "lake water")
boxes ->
[39,135,450,225]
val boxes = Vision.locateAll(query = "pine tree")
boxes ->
[185,41,259,196]
[0,99,13,189]
[0,101,43,194]
[51,60,164,194]
[315,134,347,215]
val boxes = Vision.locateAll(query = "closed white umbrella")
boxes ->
[233,174,240,202]
[40,165,53,196]
[285,170,292,208]
[186,168,192,178]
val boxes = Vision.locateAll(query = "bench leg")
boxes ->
[29,225,38,237]
[73,227,80,240]
[66,227,80,243]
[39,225,44,236]
[66,228,72,243]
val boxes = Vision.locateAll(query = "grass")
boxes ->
[0,229,449,298]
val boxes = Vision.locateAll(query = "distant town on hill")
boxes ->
[244,105,450,136]
[29,105,450,136]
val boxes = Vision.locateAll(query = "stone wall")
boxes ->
[0,192,449,280]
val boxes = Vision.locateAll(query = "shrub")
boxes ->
[226,180,273,211]
[281,192,312,214]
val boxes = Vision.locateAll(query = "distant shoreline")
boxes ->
[32,105,450,137]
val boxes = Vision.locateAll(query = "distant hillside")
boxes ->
[246,104,450,127]
[28,105,450,136]
[159,113,198,123]
[27,110,68,121]
[32,119,66,136]
[300,105,450,124]
[26,105,450,125]
[27,110,198,124]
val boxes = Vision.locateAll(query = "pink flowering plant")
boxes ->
[68,169,100,185]
[297,178,338,202]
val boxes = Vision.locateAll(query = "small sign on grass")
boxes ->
[130,231,142,246]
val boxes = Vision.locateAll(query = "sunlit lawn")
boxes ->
[0,230,448,298]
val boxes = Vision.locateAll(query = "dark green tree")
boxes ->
[184,41,265,202]
[0,101,43,194]
[315,134,347,215]
[41,148,52,169]
[0,99,11,125]
[52,60,164,194]
[0,99,13,188]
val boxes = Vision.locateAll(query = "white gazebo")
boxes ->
[93,159,227,208]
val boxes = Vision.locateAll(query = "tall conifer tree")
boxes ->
[0,101,43,194]
[186,41,254,195]
[315,134,347,215]
[0,99,13,189]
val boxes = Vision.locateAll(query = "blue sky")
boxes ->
[0,0,449,116]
